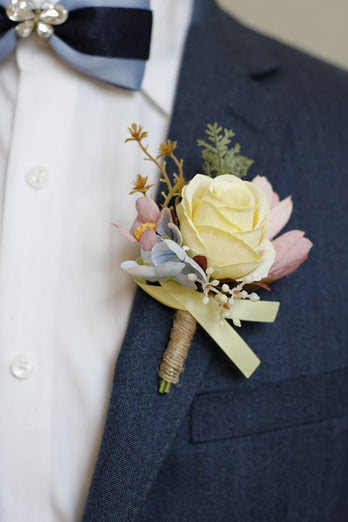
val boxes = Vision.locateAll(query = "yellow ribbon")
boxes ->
[135,278,280,378]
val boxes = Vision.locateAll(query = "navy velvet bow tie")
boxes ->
[0,0,152,89]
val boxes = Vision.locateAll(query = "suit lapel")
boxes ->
[83,2,295,520]
[167,0,291,178]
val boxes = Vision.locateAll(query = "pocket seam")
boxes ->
[191,367,348,443]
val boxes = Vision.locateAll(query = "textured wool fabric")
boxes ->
[83,1,348,520]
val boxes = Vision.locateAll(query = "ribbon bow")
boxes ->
[0,0,152,89]
[137,279,280,380]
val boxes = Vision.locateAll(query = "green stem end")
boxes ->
[159,379,172,394]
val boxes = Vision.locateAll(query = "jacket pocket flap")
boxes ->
[191,368,348,443]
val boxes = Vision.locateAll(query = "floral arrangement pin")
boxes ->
[114,123,312,394]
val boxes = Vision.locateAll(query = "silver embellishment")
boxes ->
[6,0,68,39]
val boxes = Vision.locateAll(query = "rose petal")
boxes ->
[208,176,255,209]
[211,260,260,280]
[267,196,293,239]
[176,202,206,254]
[213,204,255,231]
[234,225,264,249]
[197,225,260,266]
[252,175,275,207]
[252,175,281,210]
[180,174,211,216]
[192,198,241,233]
[249,182,271,230]
[240,238,276,282]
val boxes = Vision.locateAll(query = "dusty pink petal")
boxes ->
[273,231,312,269]
[269,254,308,280]
[271,191,280,207]
[269,230,313,279]
[130,218,143,236]
[136,197,160,223]
[138,227,158,251]
[252,175,275,207]
[271,230,305,266]
[267,196,293,239]
[113,223,136,242]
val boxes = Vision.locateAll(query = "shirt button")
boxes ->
[26,166,49,189]
[10,354,35,380]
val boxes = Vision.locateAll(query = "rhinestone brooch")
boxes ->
[6,0,68,39]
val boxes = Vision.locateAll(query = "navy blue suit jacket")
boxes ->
[83,1,348,520]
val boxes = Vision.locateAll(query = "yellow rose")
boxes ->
[176,174,275,281]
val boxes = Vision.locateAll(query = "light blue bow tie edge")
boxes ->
[0,0,151,90]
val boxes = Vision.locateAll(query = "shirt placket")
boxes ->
[0,38,78,521]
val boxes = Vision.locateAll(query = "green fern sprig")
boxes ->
[197,122,254,178]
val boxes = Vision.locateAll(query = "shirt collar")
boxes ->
[141,0,194,117]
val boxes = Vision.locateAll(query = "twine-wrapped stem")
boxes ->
[158,310,197,394]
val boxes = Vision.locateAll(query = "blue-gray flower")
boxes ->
[121,238,207,289]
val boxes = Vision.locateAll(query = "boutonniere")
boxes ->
[115,123,313,394]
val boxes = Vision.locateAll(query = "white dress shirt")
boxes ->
[0,1,193,520]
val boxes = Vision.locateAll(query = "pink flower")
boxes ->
[252,176,313,281]
[268,230,313,280]
[114,197,163,251]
